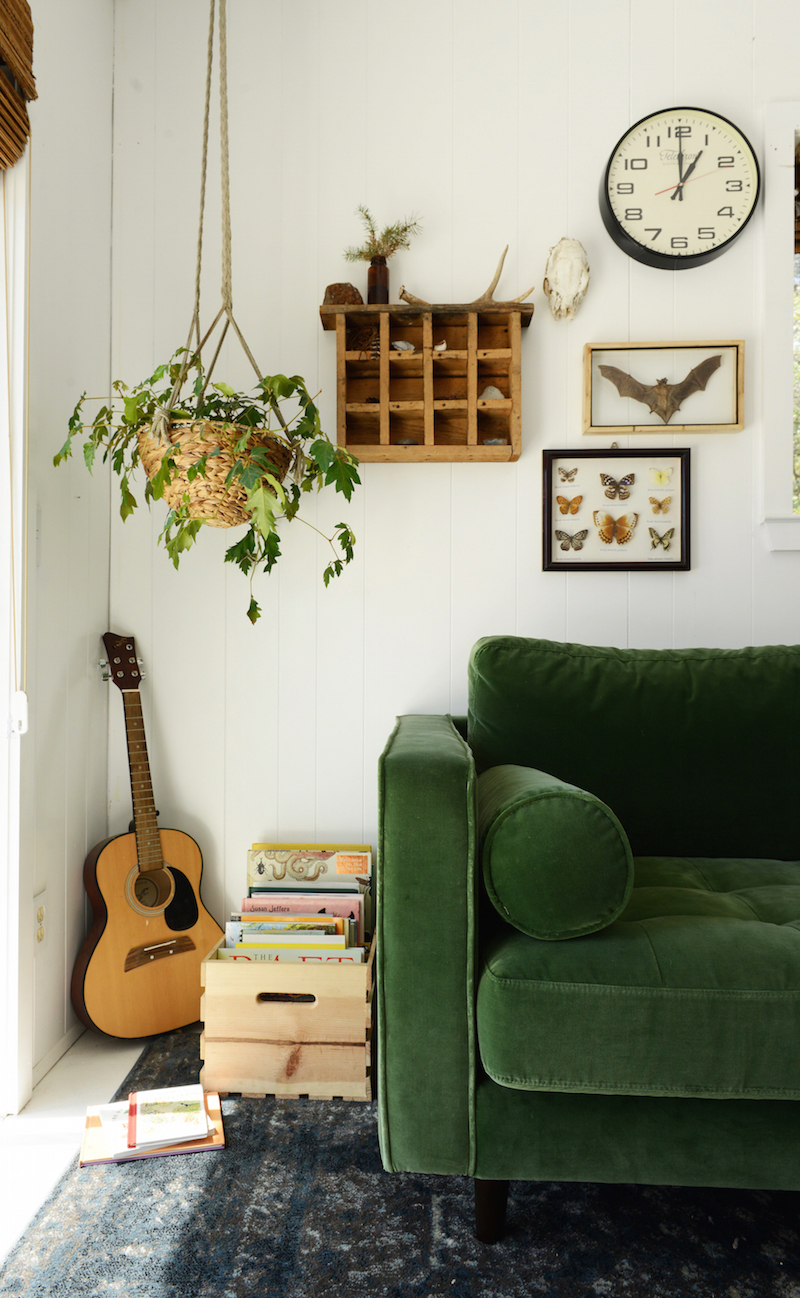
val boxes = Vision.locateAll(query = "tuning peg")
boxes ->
[99,659,111,681]
[137,658,146,681]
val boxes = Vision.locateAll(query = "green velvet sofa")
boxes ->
[376,636,800,1242]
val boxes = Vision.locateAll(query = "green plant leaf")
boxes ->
[161,514,202,568]
[323,559,343,586]
[245,481,281,540]
[260,528,282,573]
[224,530,256,574]
[247,597,261,625]
[122,394,144,425]
[148,452,176,500]
[310,439,360,498]
[119,473,137,521]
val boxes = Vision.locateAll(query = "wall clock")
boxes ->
[599,107,760,269]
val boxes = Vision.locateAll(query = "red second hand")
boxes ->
[655,169,718,196]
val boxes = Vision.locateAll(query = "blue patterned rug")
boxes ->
[1,1024,799,1297]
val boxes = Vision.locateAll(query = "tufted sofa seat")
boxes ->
[479,855,800,1101]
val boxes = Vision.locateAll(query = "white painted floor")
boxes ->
[0,1031,144,1265]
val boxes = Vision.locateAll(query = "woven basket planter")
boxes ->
[137,419,293,528]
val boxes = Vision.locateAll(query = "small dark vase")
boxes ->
[367,255,389,304]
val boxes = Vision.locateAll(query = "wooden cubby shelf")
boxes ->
[319,303,533,462]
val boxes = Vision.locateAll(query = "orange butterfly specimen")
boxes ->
[556,495,582,515]
[593,511,638,545]
[649,496,671,514]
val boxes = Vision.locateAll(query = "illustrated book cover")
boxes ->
[247,843,371,890]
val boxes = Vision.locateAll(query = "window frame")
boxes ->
[761,103,800,549]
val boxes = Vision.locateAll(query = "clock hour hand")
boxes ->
[671,147,704,200]
[680,148,703,185]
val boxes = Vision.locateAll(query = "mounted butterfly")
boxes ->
[556,495,582,515]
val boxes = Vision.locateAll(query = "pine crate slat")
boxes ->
[321,303,532,462]
[199,939,374,1101]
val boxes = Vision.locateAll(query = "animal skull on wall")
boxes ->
[543,238,590,321]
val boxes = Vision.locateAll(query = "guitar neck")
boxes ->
[122,691,163,872]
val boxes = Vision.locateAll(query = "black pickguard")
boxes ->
[164,867,200,931]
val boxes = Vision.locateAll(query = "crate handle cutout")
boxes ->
[257,992,316,1004]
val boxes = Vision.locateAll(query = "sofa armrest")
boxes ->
[377,714,477,1175]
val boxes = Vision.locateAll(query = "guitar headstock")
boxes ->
[103,632,143,692]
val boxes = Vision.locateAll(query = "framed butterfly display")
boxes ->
[543,448,690,572]
[583,341,744,434]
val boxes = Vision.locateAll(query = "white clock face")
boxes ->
[602,108,759,268]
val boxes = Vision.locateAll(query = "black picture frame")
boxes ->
[543,447,691,572]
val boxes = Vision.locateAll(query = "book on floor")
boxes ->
[79,1090,224,1166]
[126,1083,211,1150]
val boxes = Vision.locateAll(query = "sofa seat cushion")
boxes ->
[476,856,800,1100]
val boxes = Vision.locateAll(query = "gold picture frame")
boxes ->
[583,340,744,434]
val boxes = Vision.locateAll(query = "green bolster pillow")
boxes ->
[478,765,634,940]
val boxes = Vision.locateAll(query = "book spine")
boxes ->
[127,1092,137,1149]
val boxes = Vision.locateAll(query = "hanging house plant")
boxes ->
[54,349,359,624]
[54,0,360,625]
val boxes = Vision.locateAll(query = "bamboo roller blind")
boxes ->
[0,0,35,170]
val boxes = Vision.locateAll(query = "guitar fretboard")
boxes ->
[122,691,163,872]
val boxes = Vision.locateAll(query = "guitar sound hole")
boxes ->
[134,868,174,909]
[164,867,200,931]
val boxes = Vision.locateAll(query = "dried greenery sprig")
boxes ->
[343,205,422,263]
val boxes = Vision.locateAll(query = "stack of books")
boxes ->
[218,841,372,965]
[80,1083,225,1167]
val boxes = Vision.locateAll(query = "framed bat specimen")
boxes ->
[543,447,691,572]
[583,341,743,434]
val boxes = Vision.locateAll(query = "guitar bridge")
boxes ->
[125,935,196,972]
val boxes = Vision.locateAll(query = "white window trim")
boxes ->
[761,102,800,550]
[0,155,30,1117]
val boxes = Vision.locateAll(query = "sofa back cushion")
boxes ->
[478,765,634,939]
[468,636,800,859]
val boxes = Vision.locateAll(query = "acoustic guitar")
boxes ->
[71,632,224,1038]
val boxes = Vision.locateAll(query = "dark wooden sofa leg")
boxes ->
[474,1178,509,1243]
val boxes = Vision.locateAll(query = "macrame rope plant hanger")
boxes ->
[139,0,292,519]
[133,0,358,622]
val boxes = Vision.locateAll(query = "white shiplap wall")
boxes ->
[106,0,800,921]
[20,0,800,1080]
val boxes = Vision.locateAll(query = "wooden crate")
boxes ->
[319,303,533,462]
[199,940,374,1101]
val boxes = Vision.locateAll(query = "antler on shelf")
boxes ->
[399,246,535,309]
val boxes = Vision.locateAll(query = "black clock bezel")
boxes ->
[599,106,761,270]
